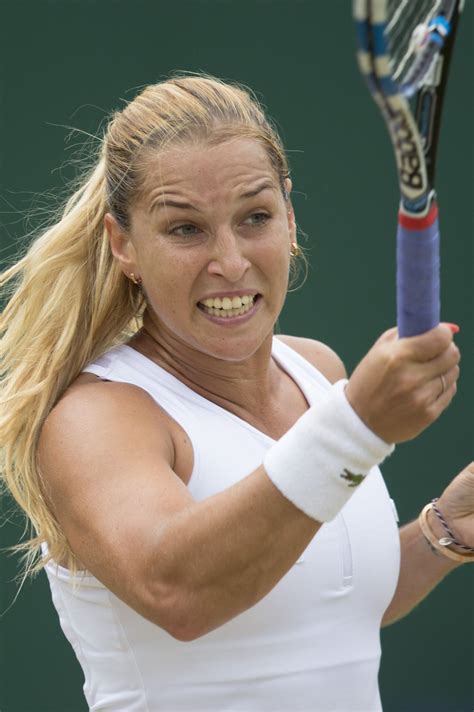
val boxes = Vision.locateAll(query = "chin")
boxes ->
[196,331,273,363]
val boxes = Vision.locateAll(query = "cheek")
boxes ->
[143,286,190,334]
[139,247,201,314]
[257,232,291,276]
[139,238,188,282]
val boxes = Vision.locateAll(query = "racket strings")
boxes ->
[386,0,442,84]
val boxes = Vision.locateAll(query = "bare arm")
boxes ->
[283,334,465,631]
[38,381,321,642]
[382,465,472,627]
[38,326,459,641]
[381,512,463,627]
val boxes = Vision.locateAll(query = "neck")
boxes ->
[129,315,280,421]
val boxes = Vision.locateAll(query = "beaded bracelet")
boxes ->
[418,502,474,564]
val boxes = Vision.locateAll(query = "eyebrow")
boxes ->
[149,180,276,213]
[150,198,196,213]
[240,181,276,199]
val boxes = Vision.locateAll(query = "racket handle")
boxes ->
[397,202,440,337]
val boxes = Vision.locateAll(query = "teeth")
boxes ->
[200,294,256,311]
[200,296,256,318]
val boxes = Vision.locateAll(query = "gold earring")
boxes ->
[290,242,301,257]
[129,272,142,285]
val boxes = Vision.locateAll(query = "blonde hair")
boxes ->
[0,73,302,580]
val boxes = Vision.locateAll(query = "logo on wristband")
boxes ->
[340,469,366,488]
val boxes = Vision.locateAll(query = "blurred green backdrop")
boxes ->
[0,1,472,711]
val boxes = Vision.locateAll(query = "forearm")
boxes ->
[151,381,392,640]
[381,508,463,627]
[151,467,320,639]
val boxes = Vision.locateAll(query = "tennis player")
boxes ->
[1,75,472,711]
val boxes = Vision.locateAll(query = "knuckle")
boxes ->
[425,401,441,423]
[401,374,418,395]
[445,384,456,406]
[387,349,404,372]
[432,328,452,353]
[411,388,429,411]
[437,324,453,343]
[380,327,397,343]
[414,393,433,418]
[451,345,461,364]
[445,365,460,387]
[393,370,416,396]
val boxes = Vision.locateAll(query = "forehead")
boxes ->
[137,138,279,209]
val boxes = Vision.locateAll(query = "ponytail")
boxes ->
[0,152,145,578]
[1,72,298,578]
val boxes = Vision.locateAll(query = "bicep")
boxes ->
[38,382,194,617]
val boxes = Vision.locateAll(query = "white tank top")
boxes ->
[41,337,400,711]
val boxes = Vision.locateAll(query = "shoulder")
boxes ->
[275,334,347,384]
[39,376,177,484]
[49,374,166,429]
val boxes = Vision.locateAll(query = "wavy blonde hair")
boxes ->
[0,73,302,580]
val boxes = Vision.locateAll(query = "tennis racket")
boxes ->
[353,0,464,336]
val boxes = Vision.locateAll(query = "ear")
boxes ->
[284,178,297,244]
[104,213,139,278]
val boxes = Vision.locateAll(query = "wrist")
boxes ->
[264,379,395,523]
[425,509,464,570]
[418,503,474,567]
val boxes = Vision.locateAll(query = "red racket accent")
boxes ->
[398,201,439,230]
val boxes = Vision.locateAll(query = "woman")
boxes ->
[1,74,472,711]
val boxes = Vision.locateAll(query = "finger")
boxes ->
[430,363,459,401]
[428,372,458,411]
[446,362,461,389]
[399,324,453,362]
[415,342,460,382]
[376,326,398,345]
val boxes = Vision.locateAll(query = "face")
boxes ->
[106,138,296,363]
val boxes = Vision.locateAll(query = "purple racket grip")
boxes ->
[397,202,440,337]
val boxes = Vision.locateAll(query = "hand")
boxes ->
[345,324,460,443]
[434,463,474,550]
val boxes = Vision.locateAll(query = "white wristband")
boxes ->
[263,379,394,522]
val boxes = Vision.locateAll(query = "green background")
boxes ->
[0,1,472,710]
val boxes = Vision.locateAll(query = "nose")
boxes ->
[206,228,251,282]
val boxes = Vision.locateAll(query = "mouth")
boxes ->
[197,293,261,319]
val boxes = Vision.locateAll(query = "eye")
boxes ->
[244,212,271,227]
[170,224,201,238]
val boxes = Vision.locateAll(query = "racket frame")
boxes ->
[352,0,464,336]
[354,0,463,216]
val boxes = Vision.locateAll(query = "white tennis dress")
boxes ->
[42,337,400,711]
